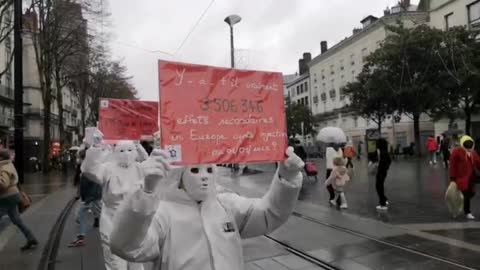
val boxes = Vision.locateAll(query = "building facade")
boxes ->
[21,6,90,161]
[420,0,480,136]
[308,5,434,150]
[0,7,14,149]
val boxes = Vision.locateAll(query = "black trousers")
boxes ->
[463,187,475,215]
[376,169,388,206]
[346,158,354,169]
[326,169,334,200]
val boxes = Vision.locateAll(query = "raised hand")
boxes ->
[278,147,305,182]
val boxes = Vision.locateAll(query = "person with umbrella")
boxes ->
[317,127,347,204]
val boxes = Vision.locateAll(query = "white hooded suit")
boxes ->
[82,142,145,270]
[109,152,303,270]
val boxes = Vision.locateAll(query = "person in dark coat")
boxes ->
[376,138,392,211]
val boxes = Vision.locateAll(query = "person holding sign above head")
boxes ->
[109,147,304,270]
[81,131,147,270]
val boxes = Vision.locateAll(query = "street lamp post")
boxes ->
[14,0,24,183]
[224,15,241,69]
[224,15,242,173]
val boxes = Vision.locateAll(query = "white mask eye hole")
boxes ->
[207,167,213,174]
[128,149,133,152]
[120,150,124,153]
[190,168,199,174]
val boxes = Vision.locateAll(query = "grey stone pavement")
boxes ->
[0,159,479,270]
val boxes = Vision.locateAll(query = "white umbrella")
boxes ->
[69,146,80,151]
[317,127,347,144]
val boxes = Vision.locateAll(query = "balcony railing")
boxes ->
[0,115,13,127]
[0,85,13,100]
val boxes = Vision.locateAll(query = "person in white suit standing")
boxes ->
[82,140,148,270]
[109,147,304,270]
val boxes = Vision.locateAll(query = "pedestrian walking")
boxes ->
[325,143,344,203]
[343,142,356,169]
[376,138,392,211]
[292,139,307,162]
[449,135,479,220]
[357,142,362,160]
[0,149,38,251]
[426,135,439,165]
[325,157,350,209]
[68,156,102,247]
[109,147,304,270]
[441,136,451,168]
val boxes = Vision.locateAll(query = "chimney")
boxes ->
[384,7,391,15]
[299,59,307,75]
[353,28,362,35]
[360,15,378,28]
[303,52,312,63]
[320,41,328,54]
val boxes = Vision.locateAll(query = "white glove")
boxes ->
[81,144,111,173]
[278,147,305,182]
[142,149,172,193]
[136,143,149,162]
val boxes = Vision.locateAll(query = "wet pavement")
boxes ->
[230,157,480,225]
[0,170,72,234]
[1,160,479,270]
[216,160,480,270]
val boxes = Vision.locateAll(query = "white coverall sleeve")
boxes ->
[80,146,111,185]
[110,189,166,262]
[218,172,302,238]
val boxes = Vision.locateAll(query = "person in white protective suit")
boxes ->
[109,147,304,270]
[82,141,148,270]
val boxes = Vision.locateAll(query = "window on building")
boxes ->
[313,95,319,104]
[304,81,308,92]
[300,83,304,93]
[297,86,300,95]
[330,65,335,75]
[445,12,454,30]
[352,70,356,81]
[339,88,345,100]
[350,54,355,66]
[313,73,317,83]
[321,69,325,79]
[329,89,336,100]
[468,1,480,28]
[354,117,358,128]
[321,93,327,101]
[291,89,295,97]
[340,59,344,71]
[361,48,368,62]
[305,97,309,106]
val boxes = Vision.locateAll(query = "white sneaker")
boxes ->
[340,203,348,209]
[466,213,476,220]
[386,201,390,206]
[329,200,337,206]
[376,205,388,211]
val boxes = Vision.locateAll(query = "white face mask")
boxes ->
[114,142,137,168]
[182,165,215,202]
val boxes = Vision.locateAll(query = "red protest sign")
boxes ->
[159,61,288,165]
[98,99,159,141]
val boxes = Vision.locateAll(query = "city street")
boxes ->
[0,158,479,270]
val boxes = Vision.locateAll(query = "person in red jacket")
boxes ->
[426,136,439,165]
[449,135,479,220]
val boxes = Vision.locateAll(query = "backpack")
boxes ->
[305,162,318,176]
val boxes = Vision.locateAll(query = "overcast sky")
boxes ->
[107,0,419,101]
